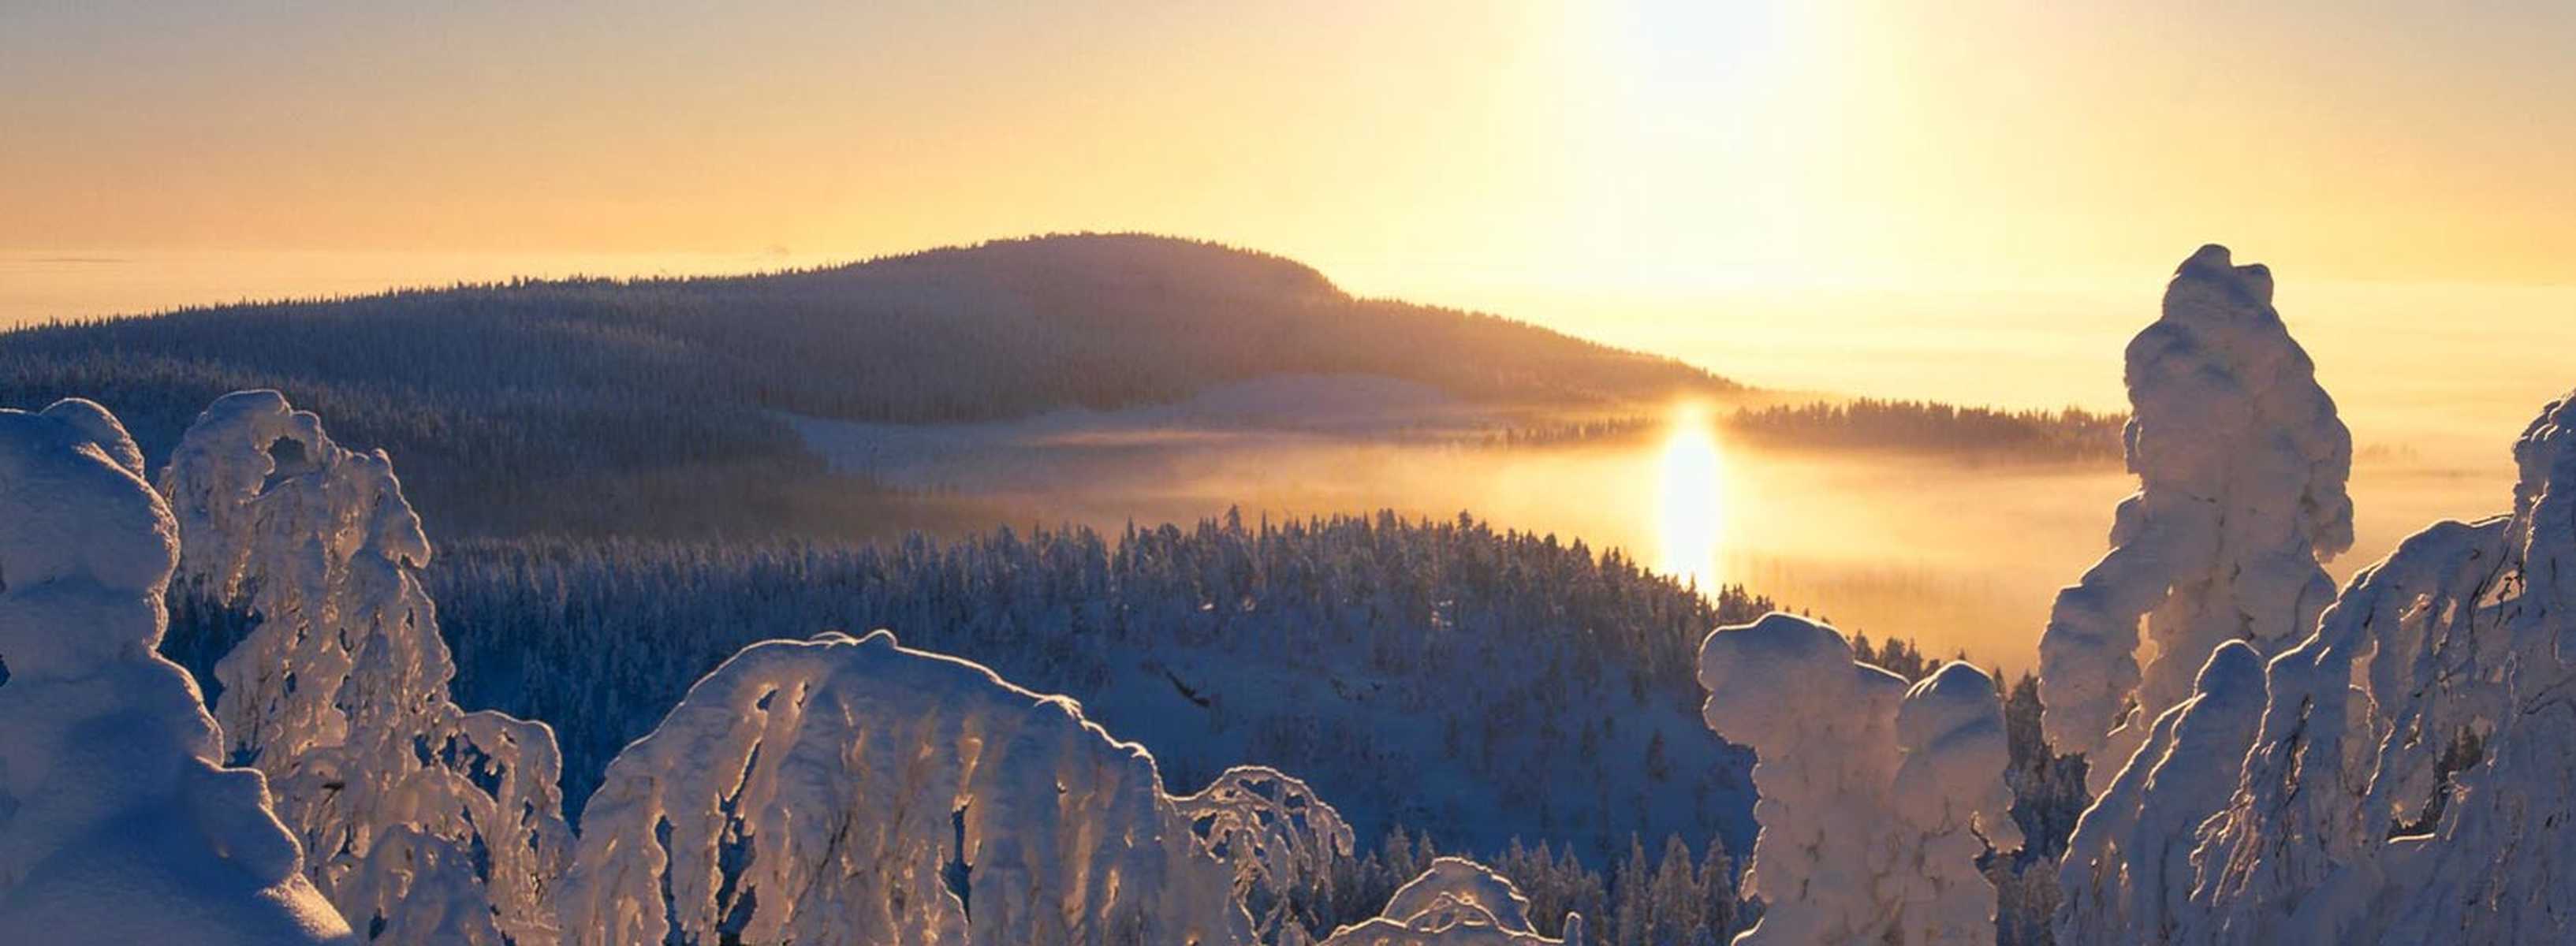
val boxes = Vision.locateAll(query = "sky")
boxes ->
[7,1,2573,294]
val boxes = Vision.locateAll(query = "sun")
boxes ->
[1656,400,1728,588]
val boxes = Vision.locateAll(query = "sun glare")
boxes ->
[1656,400,1728,588]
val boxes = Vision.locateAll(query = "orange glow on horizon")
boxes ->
[3,0,2570,306]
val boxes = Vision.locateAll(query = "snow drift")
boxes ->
[2038,244,2353,788]
[556,629,1257,946]
[159,390,571,945]
[0,398,354,944]
[1318,857,1583,946]
[1698,612,2015,945]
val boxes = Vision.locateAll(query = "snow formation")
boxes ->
[1697,612,2015,945]
[159,390,571,945]
[556,629,1256,946]
[2053,640,2264,945]
[1175,765,1357,945]
[1893,662,2025,945]
[1318,857,1583,946]
[2145,389,2576,944]
[2039,244,2354,788]
[0,399,354,944]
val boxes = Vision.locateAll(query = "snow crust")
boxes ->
[2040,244,2354,788]
[1697,612,2014,945]
[159,390,571,945]
[1318,857,1583,946]
[556,629,1257,946]
[0,399,354,944]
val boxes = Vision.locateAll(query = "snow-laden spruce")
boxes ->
[1318,857,1583,945]
[2052,640,2264,945]
[1697,613,2016,945]
[2039,244,2353,789]
[1894,663,2026,944]
[159,390,571,945]
[2152,389,2576,944]
[1175,766,1357,946]
[0,399,354,944]
[556,629,1257,946]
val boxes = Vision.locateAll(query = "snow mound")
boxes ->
[160,389,571,945]
[2041,244,2353,789]
[0,398,354,944]
[1698,612,2014,945]
[556,629,1256,946]
[1319,857,1582,946]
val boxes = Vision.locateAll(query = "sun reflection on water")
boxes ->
[1656,401,1728,588]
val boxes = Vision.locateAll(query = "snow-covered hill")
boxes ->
[0,233,1735,539]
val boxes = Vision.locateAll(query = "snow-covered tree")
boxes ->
[555,629,1255,946]
[406,512,1772,863]
[158,390,570,945]
[1698,613,1907,944]
[1319,857,1584,945]
[1176,765,1359,945]
[1696,613,2016,945]
[2040,244,2353,788]
[1892,663,2024,945]
[2052,640,2264,945]
[0,398,354,944]
[2166,389,2576,944]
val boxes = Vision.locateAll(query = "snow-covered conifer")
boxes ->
[2052,640,2263,945]
[1176,765,1359,945]
[1892,662,2024,945]
[2040,245,2353,788]
[1696,613,2015,945]
[2179,389,2576,944]
[1318,857,1583,945]
[555,630,1255,946]
[159,390,570,945]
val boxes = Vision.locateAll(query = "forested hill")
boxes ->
[0,233,1736,535]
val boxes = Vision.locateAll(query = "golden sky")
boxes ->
[6,1,2573,300]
